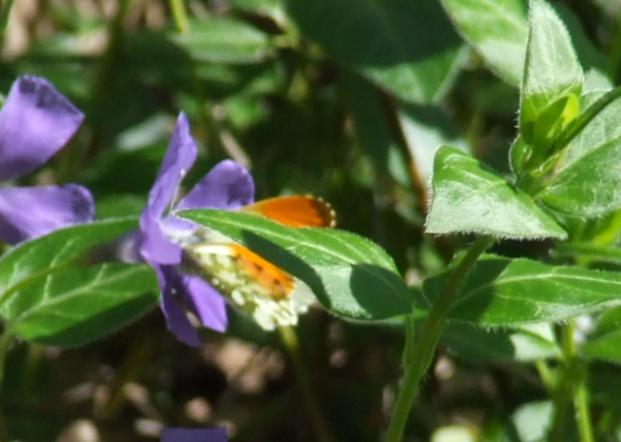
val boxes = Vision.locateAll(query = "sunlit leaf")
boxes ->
[441,0,605,90]
[519,0,583,149]
[425,146,566,239]
[3,263,157,347]
[0,218,137,308]
[539,90,621,217]
[424,255,621,325]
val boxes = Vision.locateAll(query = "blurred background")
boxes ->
[2,0,621,440]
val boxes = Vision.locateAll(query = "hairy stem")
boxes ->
[551,322,594,442]
[551,323,574,442]
[385,236,493,442]
[575,363,594,442]
[535,360,555,394]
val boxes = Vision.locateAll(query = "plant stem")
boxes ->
[385,236,493,442]
[551,323,574,442]
[551,322,594,442]
[535,359,555,394]
[575,364,594,442]
[168,0,190,34]
[279,326,337,442]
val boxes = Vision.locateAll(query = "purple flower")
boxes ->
[138,113,254,347]
[161,427,227,442]
[0,75,94,244]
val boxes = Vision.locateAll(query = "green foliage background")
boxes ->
[3,0,621,441]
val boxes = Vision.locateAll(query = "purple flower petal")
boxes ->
[148,113,198,217]
[0,76,83,181]
[156,265,202,347]
[139,113,197,264]
[176,159,254,211]
[139,217,183,265]
[161,427,227,442]
[182,274,227,332]
[0,184,94,244]
[155,264,227,346]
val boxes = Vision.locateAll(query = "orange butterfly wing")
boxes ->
[229,244,294,301]
[241,195,336,228]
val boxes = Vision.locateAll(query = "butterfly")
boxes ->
[182,195,336,331]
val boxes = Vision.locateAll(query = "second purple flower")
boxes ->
[0,75,94,245]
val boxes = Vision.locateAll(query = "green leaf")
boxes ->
[424,255,621,325]
[425,146,566,239]
[0,217,138,309]
[180,209,412,321]
[539,89,621,217]
[3,263,157,347]
[172,18,272,64]
[442,323,560,363]
[286,0,464,104]
[441,0,528,87]
[441,1,606,91]
[580,307,621,364]
[519,0,583,149]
